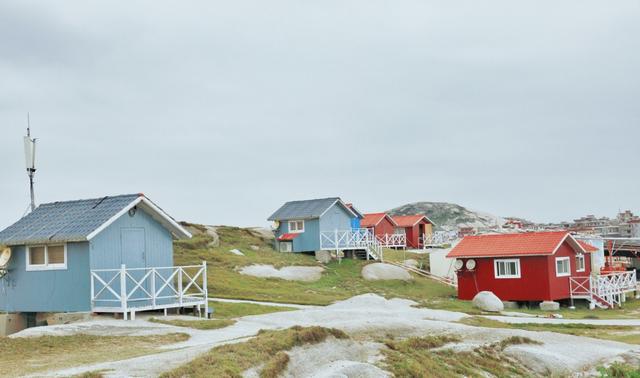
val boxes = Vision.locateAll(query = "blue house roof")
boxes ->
[268,197,359,221]
[0,194,191,246]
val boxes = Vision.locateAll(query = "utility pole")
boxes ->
[24,114,37,212]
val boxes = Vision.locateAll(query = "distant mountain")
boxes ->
[388,202,506,231]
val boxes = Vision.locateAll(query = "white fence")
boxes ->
[91,262,208,320]
[570,270,637,308]
[376,233,406,248]
[421,231,458,248]
[320,229,383,261]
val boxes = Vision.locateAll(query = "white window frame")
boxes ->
[494,258,521,279]
[555,256,570,277]
[576,254,585,272]
[288,220,305,233]
[26,244,68,271]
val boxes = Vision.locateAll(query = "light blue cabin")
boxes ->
[268,197,364,253]
[0,194,205,323]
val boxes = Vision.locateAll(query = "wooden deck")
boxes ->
[91,262,208,320]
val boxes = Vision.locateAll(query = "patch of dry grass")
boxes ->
[0,333,189,377]
[161,326,349,378]
[381,334,539,377]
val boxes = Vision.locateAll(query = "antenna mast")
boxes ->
[24,113,37,212]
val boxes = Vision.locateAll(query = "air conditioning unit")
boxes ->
[279,242,293,253]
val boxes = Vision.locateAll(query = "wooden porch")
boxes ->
[90,262,208,320]
[320,229,383,261]
[570,270,638,309]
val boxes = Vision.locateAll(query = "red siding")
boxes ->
[373,217,396,238]
[405,225,419,248]
[455,239,591,301]
[546,242,591,300]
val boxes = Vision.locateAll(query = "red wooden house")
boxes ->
[361,213,397,237]
[361,213,405,248]
[392,215,435,249]
[447,231,598,302]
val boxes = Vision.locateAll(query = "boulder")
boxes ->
[250,245,260,251]
[229,249,245,256]
[472,291,504,312]
[362,263,412,281]
[540,301,560,311]
[315,250,332,264]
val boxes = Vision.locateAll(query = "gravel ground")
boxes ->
[20,294,640,377]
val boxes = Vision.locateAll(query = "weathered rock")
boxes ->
[403,259,419,268]
[239,264,324,282]
[472,291,504,312]
[315,250,332,264]
[540,301,560,311]
[250,245,260,251]
[361,263,412,281]
[229,249,245,256]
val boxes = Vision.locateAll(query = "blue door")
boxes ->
[121,228,146,268]
[121,228,148,303]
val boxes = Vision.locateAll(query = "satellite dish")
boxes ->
[0,248,11,268]
[466,259,476,270]
[454,259,464,271]
[272,221,280,230]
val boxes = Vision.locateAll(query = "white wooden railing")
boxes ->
[421,231,458,248]
[570,270,637,308]
[320,229,383,261]
[376,233,406,248]
[91,262,208,320]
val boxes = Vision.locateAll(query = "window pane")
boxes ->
[507,262,515,275]
[297,221,303,230]
[48,246,65,264]
[30,247,45,265]
[498,262,505,276]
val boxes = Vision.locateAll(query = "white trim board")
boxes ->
[86,196,191,241]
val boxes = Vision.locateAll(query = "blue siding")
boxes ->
[319,203,354,232]
[275,219,320,253]
[0,243,91,312]
[90,207,173,270]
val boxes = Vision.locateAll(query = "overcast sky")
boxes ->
[1,1,638,229]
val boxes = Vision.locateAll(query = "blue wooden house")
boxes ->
[268,197,382,260]
[0,193,207,321]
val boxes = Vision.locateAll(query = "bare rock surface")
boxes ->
[239,264,324,282]
[22,294,640,378]
[362,263,412,281]
[229,248,245,256]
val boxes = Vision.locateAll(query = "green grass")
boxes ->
[423,292,640,320]
[597,362,640,377]
[148,299,295,330]
[209,300,296,319]
[381,334,539,377]
[0,333,189,377]
[149,318,236,330]
[174,226,456,306]
[160,326,349,378]
[459,316,640,344]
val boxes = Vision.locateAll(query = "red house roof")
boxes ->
[392,215,434,227]
[447,231,592,258]
[361,213,397,227]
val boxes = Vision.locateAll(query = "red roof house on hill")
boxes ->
[447,231,595,302]
[392,215,434,248]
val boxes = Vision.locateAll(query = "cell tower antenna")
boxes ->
[24,113,37,212]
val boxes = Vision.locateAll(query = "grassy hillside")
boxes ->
[173,225,455,305]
